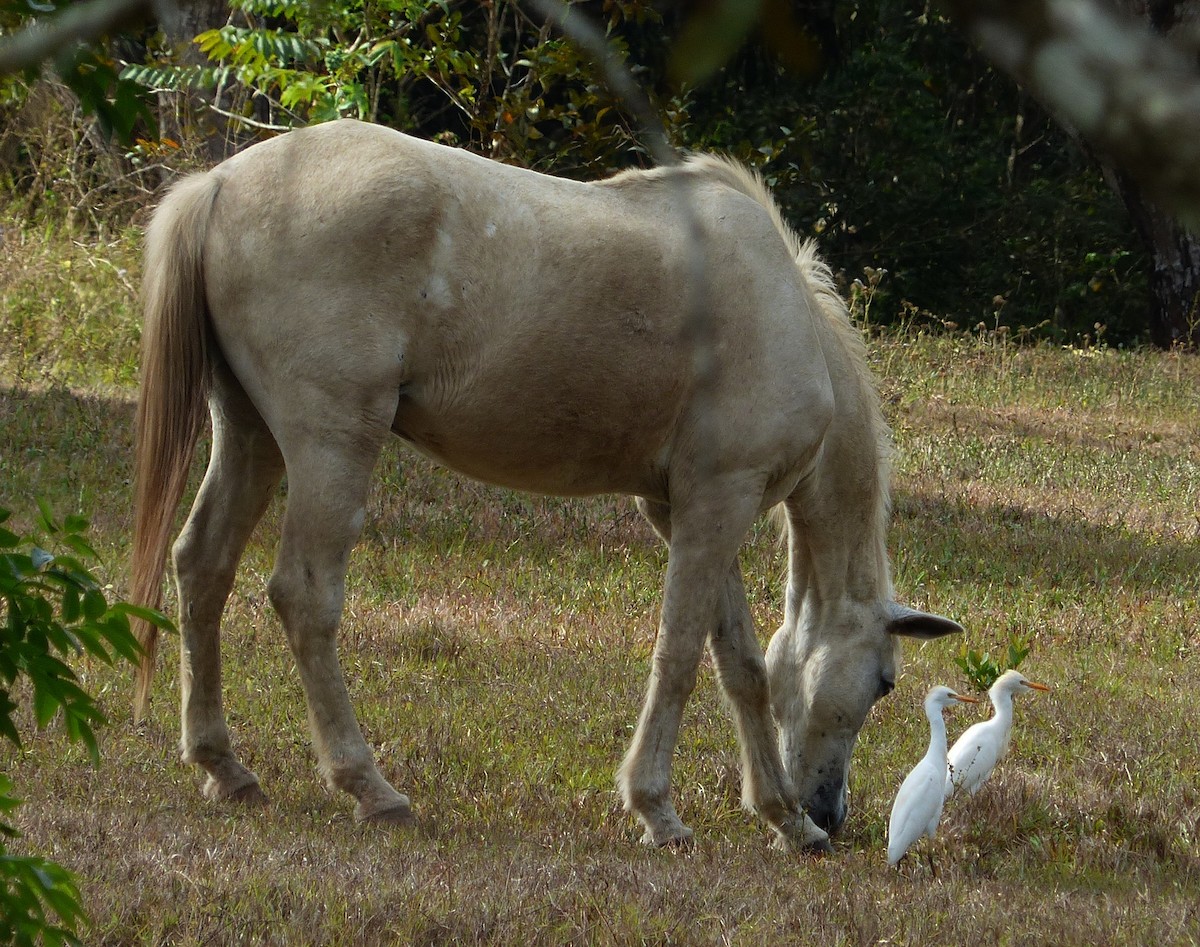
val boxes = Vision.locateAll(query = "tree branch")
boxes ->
[0,0,160,75]
[526,0,720,469]
[941,0,1200,227]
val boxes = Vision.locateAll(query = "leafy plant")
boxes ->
[0,502,172,947]
[954,634,1032,692]
[120,0,660,173]
[1,0,157,141]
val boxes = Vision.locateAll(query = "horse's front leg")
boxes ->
[618,490,758,847]
[708,566,831,853]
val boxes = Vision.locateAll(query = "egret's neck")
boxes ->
[925,711,949,762]
[990,689,1016,725]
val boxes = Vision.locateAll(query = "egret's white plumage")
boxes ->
[944,669,1050,800]
[887,686,977,866]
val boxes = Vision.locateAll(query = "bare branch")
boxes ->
[526,0,719,466]
[526,0,679,169]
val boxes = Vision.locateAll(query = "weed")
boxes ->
[954,634,1031,692]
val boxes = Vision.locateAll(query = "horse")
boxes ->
[130,119,962,852]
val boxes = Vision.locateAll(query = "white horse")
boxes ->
[130,119,961,852]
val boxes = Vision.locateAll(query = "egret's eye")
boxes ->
[878,678,896,700]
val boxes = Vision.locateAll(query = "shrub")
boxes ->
[0,502,171,946]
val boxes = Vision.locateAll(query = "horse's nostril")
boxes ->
[806,783,849,835]
[810,804,847,834]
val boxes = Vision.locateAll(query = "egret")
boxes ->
[887,685,978,867]
[944,669,1050,799]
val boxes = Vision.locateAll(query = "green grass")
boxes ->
[2,221,1200,944]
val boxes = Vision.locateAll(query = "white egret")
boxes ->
[887,685,978,867]
[944,669,1050,800]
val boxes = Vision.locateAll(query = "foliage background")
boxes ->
[2,0,1149,343]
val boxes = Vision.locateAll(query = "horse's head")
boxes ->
[766,602,962,834]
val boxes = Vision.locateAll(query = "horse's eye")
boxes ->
[878,678,896,699]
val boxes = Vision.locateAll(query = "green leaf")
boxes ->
[60,586,81,624]
[61,514,89,535]
[64,713,101,765]
[33,681,62,729]
[58,534,97,561]
[110,602,174,633]
[35,497,58,534]
[81,588,108,621]
[196,28,234,61]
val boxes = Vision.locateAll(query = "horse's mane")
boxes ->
[611,154,895,591]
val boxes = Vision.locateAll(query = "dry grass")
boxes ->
[2,226,1200,944]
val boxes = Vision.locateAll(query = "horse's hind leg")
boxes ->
[633,498,830,852]
[173,367,284,803]
[266,418,413,824]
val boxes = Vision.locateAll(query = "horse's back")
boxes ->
[193,120,833,499]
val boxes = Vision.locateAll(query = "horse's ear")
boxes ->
[886,604,964,640]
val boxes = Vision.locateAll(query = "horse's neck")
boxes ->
[783,507,890,623]
[788,364,892,609]
[777,313,892,643]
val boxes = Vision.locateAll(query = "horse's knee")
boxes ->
[710,617,767,687]
[266,567,304,630]
[724,652,771,703]
[173,527,233,627]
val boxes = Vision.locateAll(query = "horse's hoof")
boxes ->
[772,818,833,855]
[774,834,833,856]
[203,774,269,806]
[641,824,695,849]
[802,834,834,856]
[355,798,418,826]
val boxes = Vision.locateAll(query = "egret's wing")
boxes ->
[888,759,942,863]
[947,720,1002,796]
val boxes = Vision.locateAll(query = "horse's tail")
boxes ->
[130,172,222,720]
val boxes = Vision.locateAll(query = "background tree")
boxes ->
[942,0,1200,347]
[1101,0,1200,348]
[5,0,1199,346]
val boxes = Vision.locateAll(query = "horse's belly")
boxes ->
[390,399,670,498]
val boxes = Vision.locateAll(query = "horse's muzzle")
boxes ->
[806,782,848,835]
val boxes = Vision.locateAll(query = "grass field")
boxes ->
[2,225,1199,944]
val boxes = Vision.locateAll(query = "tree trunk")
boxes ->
[1110,171,1200,347]
[940,0,1200,345]
[161,0,237,161]
[1107,0,1200,347]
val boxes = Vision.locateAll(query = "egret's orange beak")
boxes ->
[1027,681,1050,692]
[954,695,980,704]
